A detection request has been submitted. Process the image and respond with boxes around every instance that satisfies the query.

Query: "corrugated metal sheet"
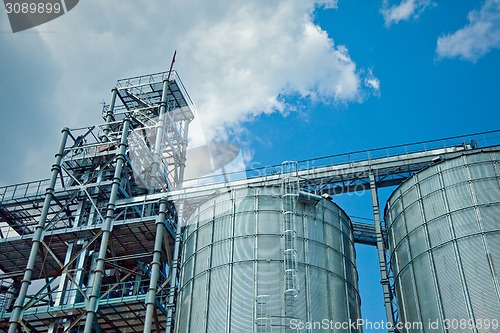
[386,152,500,333]
[175,187,362,333]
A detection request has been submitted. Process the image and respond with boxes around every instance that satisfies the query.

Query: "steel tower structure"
[0,70,194,332]
[0,68,499,332]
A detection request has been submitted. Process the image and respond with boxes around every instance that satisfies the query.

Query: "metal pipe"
[175,121,190,189]
[166,201,184,330]
[369,172,395,332]
[83,117,130,333]
[102,88,117,141]
[143,198,168,333]
[149,79,169,191]
[8,128,70,333]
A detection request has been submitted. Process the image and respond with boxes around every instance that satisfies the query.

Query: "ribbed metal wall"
[175,187,362,333]
[385,152,500,333]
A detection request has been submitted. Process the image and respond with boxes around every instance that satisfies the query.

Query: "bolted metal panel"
[175,186,362,333]
[385,152,500,333]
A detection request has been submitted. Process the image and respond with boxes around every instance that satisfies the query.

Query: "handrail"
[1,129,499,200]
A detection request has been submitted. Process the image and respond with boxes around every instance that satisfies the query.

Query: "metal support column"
[369,172,395,332]
[144,197,168,333]
[143,78,171,332]
[83,117,131,333]
[8,128,70,333]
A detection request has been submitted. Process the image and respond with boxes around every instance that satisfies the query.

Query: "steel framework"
[0,70,194,332]
[0,69,499,332]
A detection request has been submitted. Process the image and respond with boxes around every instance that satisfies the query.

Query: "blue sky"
[1,0,499,331]
[245,1,499,167]
[242,2,500,329]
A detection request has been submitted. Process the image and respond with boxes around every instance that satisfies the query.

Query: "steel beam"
[83,117,130,333]
[116,145,500,208]
[8,128,70,333]
[143,197,168,333]
[369,172,395,332]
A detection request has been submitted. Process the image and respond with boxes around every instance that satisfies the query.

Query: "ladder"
[256,295,271,333]
[281,161,300,331]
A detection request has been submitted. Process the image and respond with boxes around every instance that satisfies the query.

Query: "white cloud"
[36,1,376,139]
[364,69,381,93]
[317,0,339,9]
[381,0,434,26]
[436,0,500,62]
[1,0,379,184]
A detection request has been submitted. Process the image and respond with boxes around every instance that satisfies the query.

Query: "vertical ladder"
[281,161,300,331]
[256,295,271,333]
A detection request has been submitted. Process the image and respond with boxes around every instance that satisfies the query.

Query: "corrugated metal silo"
[175,186,362,333]
[385,152,500,332]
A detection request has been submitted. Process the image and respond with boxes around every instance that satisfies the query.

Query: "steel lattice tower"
[0,70,194,332]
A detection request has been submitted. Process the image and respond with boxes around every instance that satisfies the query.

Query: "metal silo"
[175,186,362,333]
[385,152,500,333]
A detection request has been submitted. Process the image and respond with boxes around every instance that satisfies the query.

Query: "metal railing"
[184,129,500,187]
[2,130,499,202]
[0,275,171,319]
[115,70,195,111]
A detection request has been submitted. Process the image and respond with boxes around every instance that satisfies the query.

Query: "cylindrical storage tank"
[385,151,500,333]
[175,186,362,333]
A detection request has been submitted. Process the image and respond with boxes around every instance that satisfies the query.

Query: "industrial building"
[0,70,499,332]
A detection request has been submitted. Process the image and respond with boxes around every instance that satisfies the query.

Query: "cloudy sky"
[1,0,499,329]
[1,0,499,185]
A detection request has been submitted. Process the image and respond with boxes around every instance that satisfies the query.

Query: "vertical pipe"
[203,202,216,333]
[8,128,70,333]
[166,201,184,330]
[83,117,130,333]
[143,198,168,333]
[102,88,118,142]
[226,194,235,331]
[149,80,169,191]
[369,172,395,332]
[53,242,75,307]
[175,121,190,189]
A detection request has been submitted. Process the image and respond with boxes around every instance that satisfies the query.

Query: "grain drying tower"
[0,69,499,332]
